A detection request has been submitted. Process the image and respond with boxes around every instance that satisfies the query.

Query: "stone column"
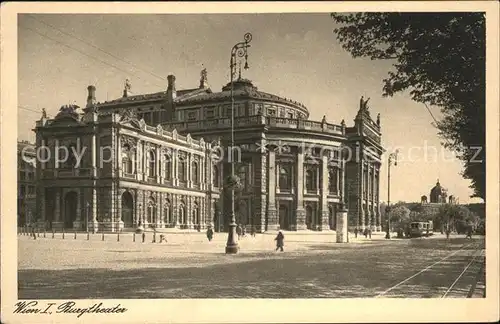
[364,163,370,230]
[340,159,346,205]
[267,149,278,231]
[117,135,122,178]
[186,196,192,228]
[336,204,348,243]
[375,166,382,231]
[210,198,215,227]
[89,187,98,232]
[320,154,330,230]
[187,153,192,188]
[173,149,179,186]
[53,189,62,229]
[136,140,142,181]
[172,194,178,228]
[370,164,376,231]
[156,146,160,183]
[358,161,365,231]
[275,162,280,193]
[72,189,82,229]
[295,149,306,230]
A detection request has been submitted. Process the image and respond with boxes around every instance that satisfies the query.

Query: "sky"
[17,13,484,204]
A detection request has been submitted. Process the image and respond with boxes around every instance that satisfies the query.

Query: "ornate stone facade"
[18,140,37,226]
[34,72,383,233]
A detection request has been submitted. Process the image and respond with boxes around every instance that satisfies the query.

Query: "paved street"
[18,231,485,298]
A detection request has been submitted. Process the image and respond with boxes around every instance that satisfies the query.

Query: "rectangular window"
[206,109,215,119]
[239,105,246,117]
[287,112,294,119]
[268,109,276,117]
[19,171,26,181]
[187,111,197,121]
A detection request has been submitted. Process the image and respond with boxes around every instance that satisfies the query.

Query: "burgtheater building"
[34,70,384,233]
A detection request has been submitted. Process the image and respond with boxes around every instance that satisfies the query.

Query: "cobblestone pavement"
[17,231,485,298]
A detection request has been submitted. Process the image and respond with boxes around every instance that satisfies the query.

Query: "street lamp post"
[225,33,252,254]
[385,150,399,239]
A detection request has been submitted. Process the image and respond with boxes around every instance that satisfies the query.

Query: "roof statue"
[125,78,132,91]
[376,113,380,126]
[123,78,132,97]
[360,96,370,110]
[199,67,208,89]
[41,108,47,119]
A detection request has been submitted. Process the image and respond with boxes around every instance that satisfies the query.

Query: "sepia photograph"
[1,2,499,324]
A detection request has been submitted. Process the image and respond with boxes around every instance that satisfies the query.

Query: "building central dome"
[221,78,256,91]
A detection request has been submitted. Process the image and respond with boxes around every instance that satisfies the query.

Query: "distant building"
[18,140,37,225]
[419,179,457,216]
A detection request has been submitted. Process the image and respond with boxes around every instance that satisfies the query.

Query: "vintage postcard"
[1,1,499,323]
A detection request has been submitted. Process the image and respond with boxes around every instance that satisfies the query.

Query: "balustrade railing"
[164,115,343,135]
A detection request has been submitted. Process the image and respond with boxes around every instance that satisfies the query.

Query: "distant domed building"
[420,179,458,211]
[429,179,448,203]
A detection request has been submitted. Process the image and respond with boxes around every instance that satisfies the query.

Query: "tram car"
[408,221,434,238]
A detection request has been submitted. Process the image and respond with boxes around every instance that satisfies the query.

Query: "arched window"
[63,144,77,169]
[237,165,248,191]
[179,155,187,182]
[179,203,186,224]
[192,161,199,184]
[328,167,338,194]
[279,165,291,190]
[148,150,156,177]
[164,199,172,224]
[213,164,219,187]
[147,197,156,225]
[192,202,200,225]
[306,168,317,192]
[164,154,172,180]
[122,144,134,174]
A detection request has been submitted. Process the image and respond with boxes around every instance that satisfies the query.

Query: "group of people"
[353,227,372,239]
[205,225,286,252]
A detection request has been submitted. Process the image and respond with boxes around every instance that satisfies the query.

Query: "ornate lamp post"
[385,150,399,239]
[225,33,252,254]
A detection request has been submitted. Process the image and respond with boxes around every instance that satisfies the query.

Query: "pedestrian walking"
[466,227,473,239]
[206,226,214,242]
[363,228,368,238]
[236,224,242,240]
[159,234,167,243]
[250,225,256,237]
[274,230,284,252]
[241,226,246,238]
[368,228,372,239]
[354,227,358,238]
[445,228,451,240]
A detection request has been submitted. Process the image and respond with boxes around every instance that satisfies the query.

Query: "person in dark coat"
[250,225,256,237]
[363,228,368,238]
[466,227,473,239]
[206,227,214,242]
[275,230,284,252]
[236,224,242,240]
[354,227,358,238]
[368,228,372,239]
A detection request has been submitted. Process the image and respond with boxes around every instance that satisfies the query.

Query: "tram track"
[375,240,484,298]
